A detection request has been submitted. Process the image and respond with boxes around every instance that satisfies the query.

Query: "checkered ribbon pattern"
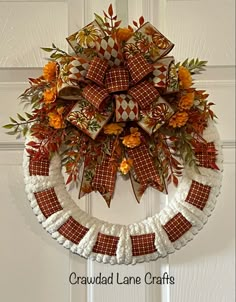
[58,216,89,244]
[163,213,192,242]
[92,156,116,206]
[115,94,139,122]
[131,233,157,256]
[92,233,119,256]
[96,36,123,67]
[195,142,219,170]
[185,180,211,210]
[128,144,165,193]
[34,188,63,218]
[127,53,154,84]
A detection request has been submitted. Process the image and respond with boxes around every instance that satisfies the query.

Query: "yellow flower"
[178,92,195,110]
[104,123,123,135]
[116,27,133,43]
[122,128,141,148]
[169,111,189,128]
[43,61,57,82]
[178,66,192,89]
[119,158,133,175]
[43,87,57,104]
[76,25,101,48]
[48,107,65,129]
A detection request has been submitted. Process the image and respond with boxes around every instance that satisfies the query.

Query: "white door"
[0,1,235,301]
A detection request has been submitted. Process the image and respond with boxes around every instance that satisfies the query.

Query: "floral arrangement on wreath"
[4,4,218,208]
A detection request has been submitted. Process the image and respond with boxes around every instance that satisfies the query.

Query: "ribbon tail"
[129,170,146,203]
[128,144,167,197]
[91,156,117,207]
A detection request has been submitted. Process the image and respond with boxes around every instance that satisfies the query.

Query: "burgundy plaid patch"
[92,158,116,194]
[86,57,108,86]
[163,213,192,242]
[58,217,89,244]
[185,180,211,210]
[128,144,164,192]
[129,81,159,109]
[34,188,62,218]
[195,142,219,170]
[127,53,154,84]
[82,84,110,110]
[29,157,49,176]
[105,67,129,93]
[131,233,157,256]
[92,233,119,256]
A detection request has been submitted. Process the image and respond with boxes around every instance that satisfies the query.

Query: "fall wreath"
[5,5,223,264]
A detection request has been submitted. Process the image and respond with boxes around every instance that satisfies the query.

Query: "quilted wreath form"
[23,121,223,265]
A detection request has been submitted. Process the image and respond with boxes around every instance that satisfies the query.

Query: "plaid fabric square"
[195,142,218,169]
[128,144,164,191]
[92,158,116,194]
[96,36,123,67]
[129,81,159,109]
[115,94,139,122]
[86,57,108,86]
[131,233,157,256]
[185,181,211,210]
[127,53,154,84]
[105,67,129,93]
[34,188,62,218]
[92,233,119,256]
[82,84,110,110]
[163,213,192,242]
[29,157,49,176]
[58,217,89,244]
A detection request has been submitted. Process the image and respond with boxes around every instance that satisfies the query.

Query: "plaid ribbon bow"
[57,20,178,205]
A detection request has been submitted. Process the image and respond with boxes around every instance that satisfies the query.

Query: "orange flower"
[178,66,192,89]
[104,123,123,135]
[169,111,189,128]
[119,158,133,175]
[116,27,133,43]
[48,107,65,129]
[43,87,57,104]
[179,92,195,110]
[43,61,57,82]
[122,127,141,148]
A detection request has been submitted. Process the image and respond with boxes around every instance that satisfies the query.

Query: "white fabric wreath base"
[23,121,223,265]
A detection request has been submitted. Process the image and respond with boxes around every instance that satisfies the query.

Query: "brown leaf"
[108,4,113,17]
[139,16,145,26]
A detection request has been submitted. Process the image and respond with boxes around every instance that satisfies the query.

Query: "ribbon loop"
[86,57,109,86]
[57,56,89,100]
[82,84,110,111]
[127,53,154,84]
[105,67,129,93]
[96,36,123,67]
[115,94,139,122]
[129,81,159,109]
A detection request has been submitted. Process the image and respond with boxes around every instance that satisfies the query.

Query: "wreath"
[4,5,223,264]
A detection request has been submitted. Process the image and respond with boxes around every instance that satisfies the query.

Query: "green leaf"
[17,113,26,121]
[41,47,54,52]
[3,124,14,129]
[10,117,17,123]
[94,13,105,27]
